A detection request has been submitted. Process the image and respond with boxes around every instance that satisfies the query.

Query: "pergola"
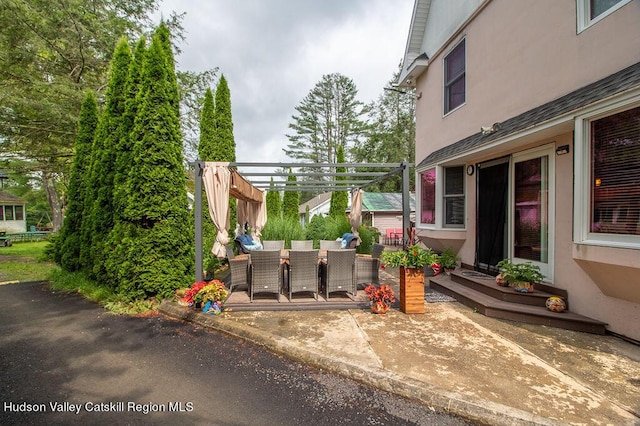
[193,160,413,281]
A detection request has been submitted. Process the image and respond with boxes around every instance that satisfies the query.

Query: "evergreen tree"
[56,92,98,271]
[80,37,131,274]
[154,22,180,117]
[213,75,236,162]
[329,145,348,218]
[266,178,281,220]
[282,170,300,221]
[284,73,369,179]
[197,87,219,273]
[116,30,193,300]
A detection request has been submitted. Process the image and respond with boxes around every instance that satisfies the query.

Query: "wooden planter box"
[399,267,425,314]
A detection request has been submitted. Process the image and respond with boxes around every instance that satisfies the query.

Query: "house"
[0,172,27,233]
[398,0,640,341]
[300,192,416,239]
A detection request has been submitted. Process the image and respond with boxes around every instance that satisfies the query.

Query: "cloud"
[156,0,413,168]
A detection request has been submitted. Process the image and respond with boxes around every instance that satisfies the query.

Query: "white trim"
[576,0,633,33]
[510,144,555,282]
[574,95,640,249]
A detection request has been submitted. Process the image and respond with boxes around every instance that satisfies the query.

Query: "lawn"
[0,241,57,283]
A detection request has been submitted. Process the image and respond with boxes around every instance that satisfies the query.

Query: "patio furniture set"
[224,241,385,303]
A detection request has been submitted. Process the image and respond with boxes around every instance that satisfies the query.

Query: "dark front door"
[476,157,509,274]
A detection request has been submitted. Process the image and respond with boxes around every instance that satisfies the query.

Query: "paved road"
[0,281,474,425]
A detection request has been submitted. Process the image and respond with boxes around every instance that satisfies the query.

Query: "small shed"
[0,190,27,233]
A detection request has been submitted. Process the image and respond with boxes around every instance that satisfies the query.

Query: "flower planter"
[399,267,425,314]
[370,303,390,314]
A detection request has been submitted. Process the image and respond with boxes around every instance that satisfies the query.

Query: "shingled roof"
[417,61,640,168]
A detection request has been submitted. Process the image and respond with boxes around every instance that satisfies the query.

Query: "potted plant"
[193,280,229,314]
[496,259,545,293]
[364,284,396,314]
[439,247,460,275]
[381,244,438,314]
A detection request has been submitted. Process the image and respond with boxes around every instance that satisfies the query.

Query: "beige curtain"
[248,191,267,242]
[236,199,249,232]
[203,164,231,258]
[349,189,363,244]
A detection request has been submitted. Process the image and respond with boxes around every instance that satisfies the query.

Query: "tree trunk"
[43,172,64,232]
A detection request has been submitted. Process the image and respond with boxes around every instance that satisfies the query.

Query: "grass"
[0,241,158,315]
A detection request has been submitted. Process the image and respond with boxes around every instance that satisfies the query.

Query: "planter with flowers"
[496,259,545,293]
[178,280,229,314]
[381,244,439,314]
[364,284,396,314]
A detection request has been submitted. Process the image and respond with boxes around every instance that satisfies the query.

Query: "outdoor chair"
[321,249,356,299]
[290,240,313,250]
[225,244,249,292]
[356,243,384,288]
[319,239,342,250]
[249,250,283,302]
[286,250,320,300]
[262,240,285,251]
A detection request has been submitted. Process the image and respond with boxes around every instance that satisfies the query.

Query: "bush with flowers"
[178,280,228,314]
[381,244,440,272]
[364,284,396,311]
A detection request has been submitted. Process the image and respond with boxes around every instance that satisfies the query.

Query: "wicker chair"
[262,240,285,250]
[290,240,313,250]
[249,250,283,302]
[287,250,320,300]
[225,244,249,292]
[321,249,356,299]
[356,243,385,288]
[319,239,342,250]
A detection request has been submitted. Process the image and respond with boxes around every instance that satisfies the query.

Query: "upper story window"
[444,39,465,115]
[577,0,632,32]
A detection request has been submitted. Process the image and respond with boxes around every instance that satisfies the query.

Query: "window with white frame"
[575,103,640,246]
[420,169,436,225]
[443,166,465,227]
[444,39,465,114]
[577,0,632,32]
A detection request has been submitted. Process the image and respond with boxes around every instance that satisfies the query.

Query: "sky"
[155,0,414,171]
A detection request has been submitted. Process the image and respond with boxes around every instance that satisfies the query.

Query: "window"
[577,0,631,32]
[444,39,465,114]
[590,106,640,237]
[0,206,3,220]
[420,169,436,225]
[443,166,464,227]
[15,205,24,221]
[4,205,14,221]
[575,102,640,247]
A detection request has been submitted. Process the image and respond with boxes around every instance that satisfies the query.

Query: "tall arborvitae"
[80,37,131,274]
[198,88,218,272]
[329,145,349,218]
[117,30,193,300]
[56,92,98,271]
[104,37,146,289]
[266,178,281,219]
[213,75,236,162]
[282,170,300,220]
[154,22,180,117]
[213,74,237,227]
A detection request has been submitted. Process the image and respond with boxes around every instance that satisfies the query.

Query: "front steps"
[429,269,607,335]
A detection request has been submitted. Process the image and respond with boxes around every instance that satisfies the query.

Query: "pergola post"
[401,160,410,249]
[194,160,203,282]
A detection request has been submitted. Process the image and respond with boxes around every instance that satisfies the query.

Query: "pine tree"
[80,37,131,275]
[56,92,98,271]
[116,30,193,300]
[282,170,300,220]
[266,178,281,220]
[329,145,349,218]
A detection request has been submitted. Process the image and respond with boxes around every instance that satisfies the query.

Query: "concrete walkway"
[160,268,640,426]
